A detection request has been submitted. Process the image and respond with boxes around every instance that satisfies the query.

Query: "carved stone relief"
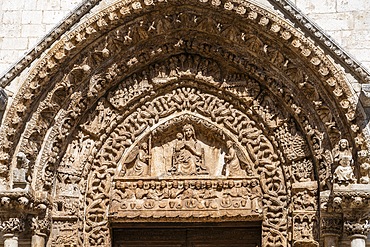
[1,1,369,247]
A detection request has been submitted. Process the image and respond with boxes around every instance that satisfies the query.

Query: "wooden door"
[113,225,261,247]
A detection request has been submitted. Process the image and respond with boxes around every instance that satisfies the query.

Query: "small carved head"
[242,179,249,187]
[183,124,195,139]
[339,139,349,150]
[228,180,234,188]
[176,132,183,140]
[141,142,148,150]
[16,152,29,169]
[137,180,143,188]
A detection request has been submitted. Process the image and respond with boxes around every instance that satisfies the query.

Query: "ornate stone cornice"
[0,189,49,213]
[268,0,370,84]
[0,0,103,88]
[331,184,370,210]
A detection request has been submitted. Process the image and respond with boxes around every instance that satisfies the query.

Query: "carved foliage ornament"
[67,85,289,246]
[0,0,364,185]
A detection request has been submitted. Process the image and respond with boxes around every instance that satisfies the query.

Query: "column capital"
[0,217,25,235]
[321,216,342,236]
[344,220,370,237]
[31,216,50,237]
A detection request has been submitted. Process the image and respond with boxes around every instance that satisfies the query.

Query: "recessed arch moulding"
[0,0,369,246]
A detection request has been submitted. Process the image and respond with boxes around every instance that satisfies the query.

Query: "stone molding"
[0,0,103,88]
[268,0,370,84]
[0,0,369,246]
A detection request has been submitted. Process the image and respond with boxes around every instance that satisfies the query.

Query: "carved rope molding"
[267,0,370,84]
[0,0,368,91]
[1,0,364,166]
[0,0,103,88]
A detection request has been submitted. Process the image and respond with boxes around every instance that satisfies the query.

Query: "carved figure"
[171,124,208,175]
[250,179,263,213]
[332,139,356,184]
[13,152,30,185]
[124,142,150,176]
[223,140,252,176]
[360,162,370,184]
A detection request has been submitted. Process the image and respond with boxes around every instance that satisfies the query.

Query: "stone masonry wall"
[0,0,370,75]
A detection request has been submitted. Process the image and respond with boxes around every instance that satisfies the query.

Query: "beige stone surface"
[0,0,370,74]
[0,0,370,246]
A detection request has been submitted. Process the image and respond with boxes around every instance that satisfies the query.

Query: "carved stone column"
[31,216,50,247]
[0,217,25,247]
[344,221,370,247]
[321,216,342,247]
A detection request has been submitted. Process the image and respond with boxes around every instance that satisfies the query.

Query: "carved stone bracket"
[332,184,370,210]
[0,189,49,214]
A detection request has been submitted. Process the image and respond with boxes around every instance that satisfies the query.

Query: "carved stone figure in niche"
[223,141,252,176]
[169,124,208,175]
[124,142,150,176]
[360,162,370,184]
[332,139,356,184]
[13,152,30,188]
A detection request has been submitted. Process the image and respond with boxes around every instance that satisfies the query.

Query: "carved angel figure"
[332,139,356,184]
[124,142,150,176]
[223,141,252,176]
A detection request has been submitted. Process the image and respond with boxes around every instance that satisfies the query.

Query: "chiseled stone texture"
[293,0,370,70]
[0,0,369,75]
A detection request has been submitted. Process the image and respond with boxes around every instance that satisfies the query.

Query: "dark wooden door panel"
[113,225,261,247]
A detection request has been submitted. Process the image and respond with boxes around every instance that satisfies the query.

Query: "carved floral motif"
[0,0,367,246]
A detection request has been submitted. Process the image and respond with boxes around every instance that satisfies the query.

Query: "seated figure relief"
[119,121,255,178]
[168,124,208,176]
[332,139,356,184]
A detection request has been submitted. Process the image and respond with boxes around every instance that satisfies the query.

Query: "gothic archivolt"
[0,0,369,246]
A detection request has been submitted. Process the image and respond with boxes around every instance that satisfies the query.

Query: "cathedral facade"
[0,0,370,246]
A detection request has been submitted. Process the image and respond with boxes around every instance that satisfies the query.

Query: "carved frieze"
[110,178,263,219]
[2,0,369,246]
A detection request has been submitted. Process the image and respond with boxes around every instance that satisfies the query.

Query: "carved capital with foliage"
[0,217,25,234]
[344,220,370,237]
[31,216,50,237]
